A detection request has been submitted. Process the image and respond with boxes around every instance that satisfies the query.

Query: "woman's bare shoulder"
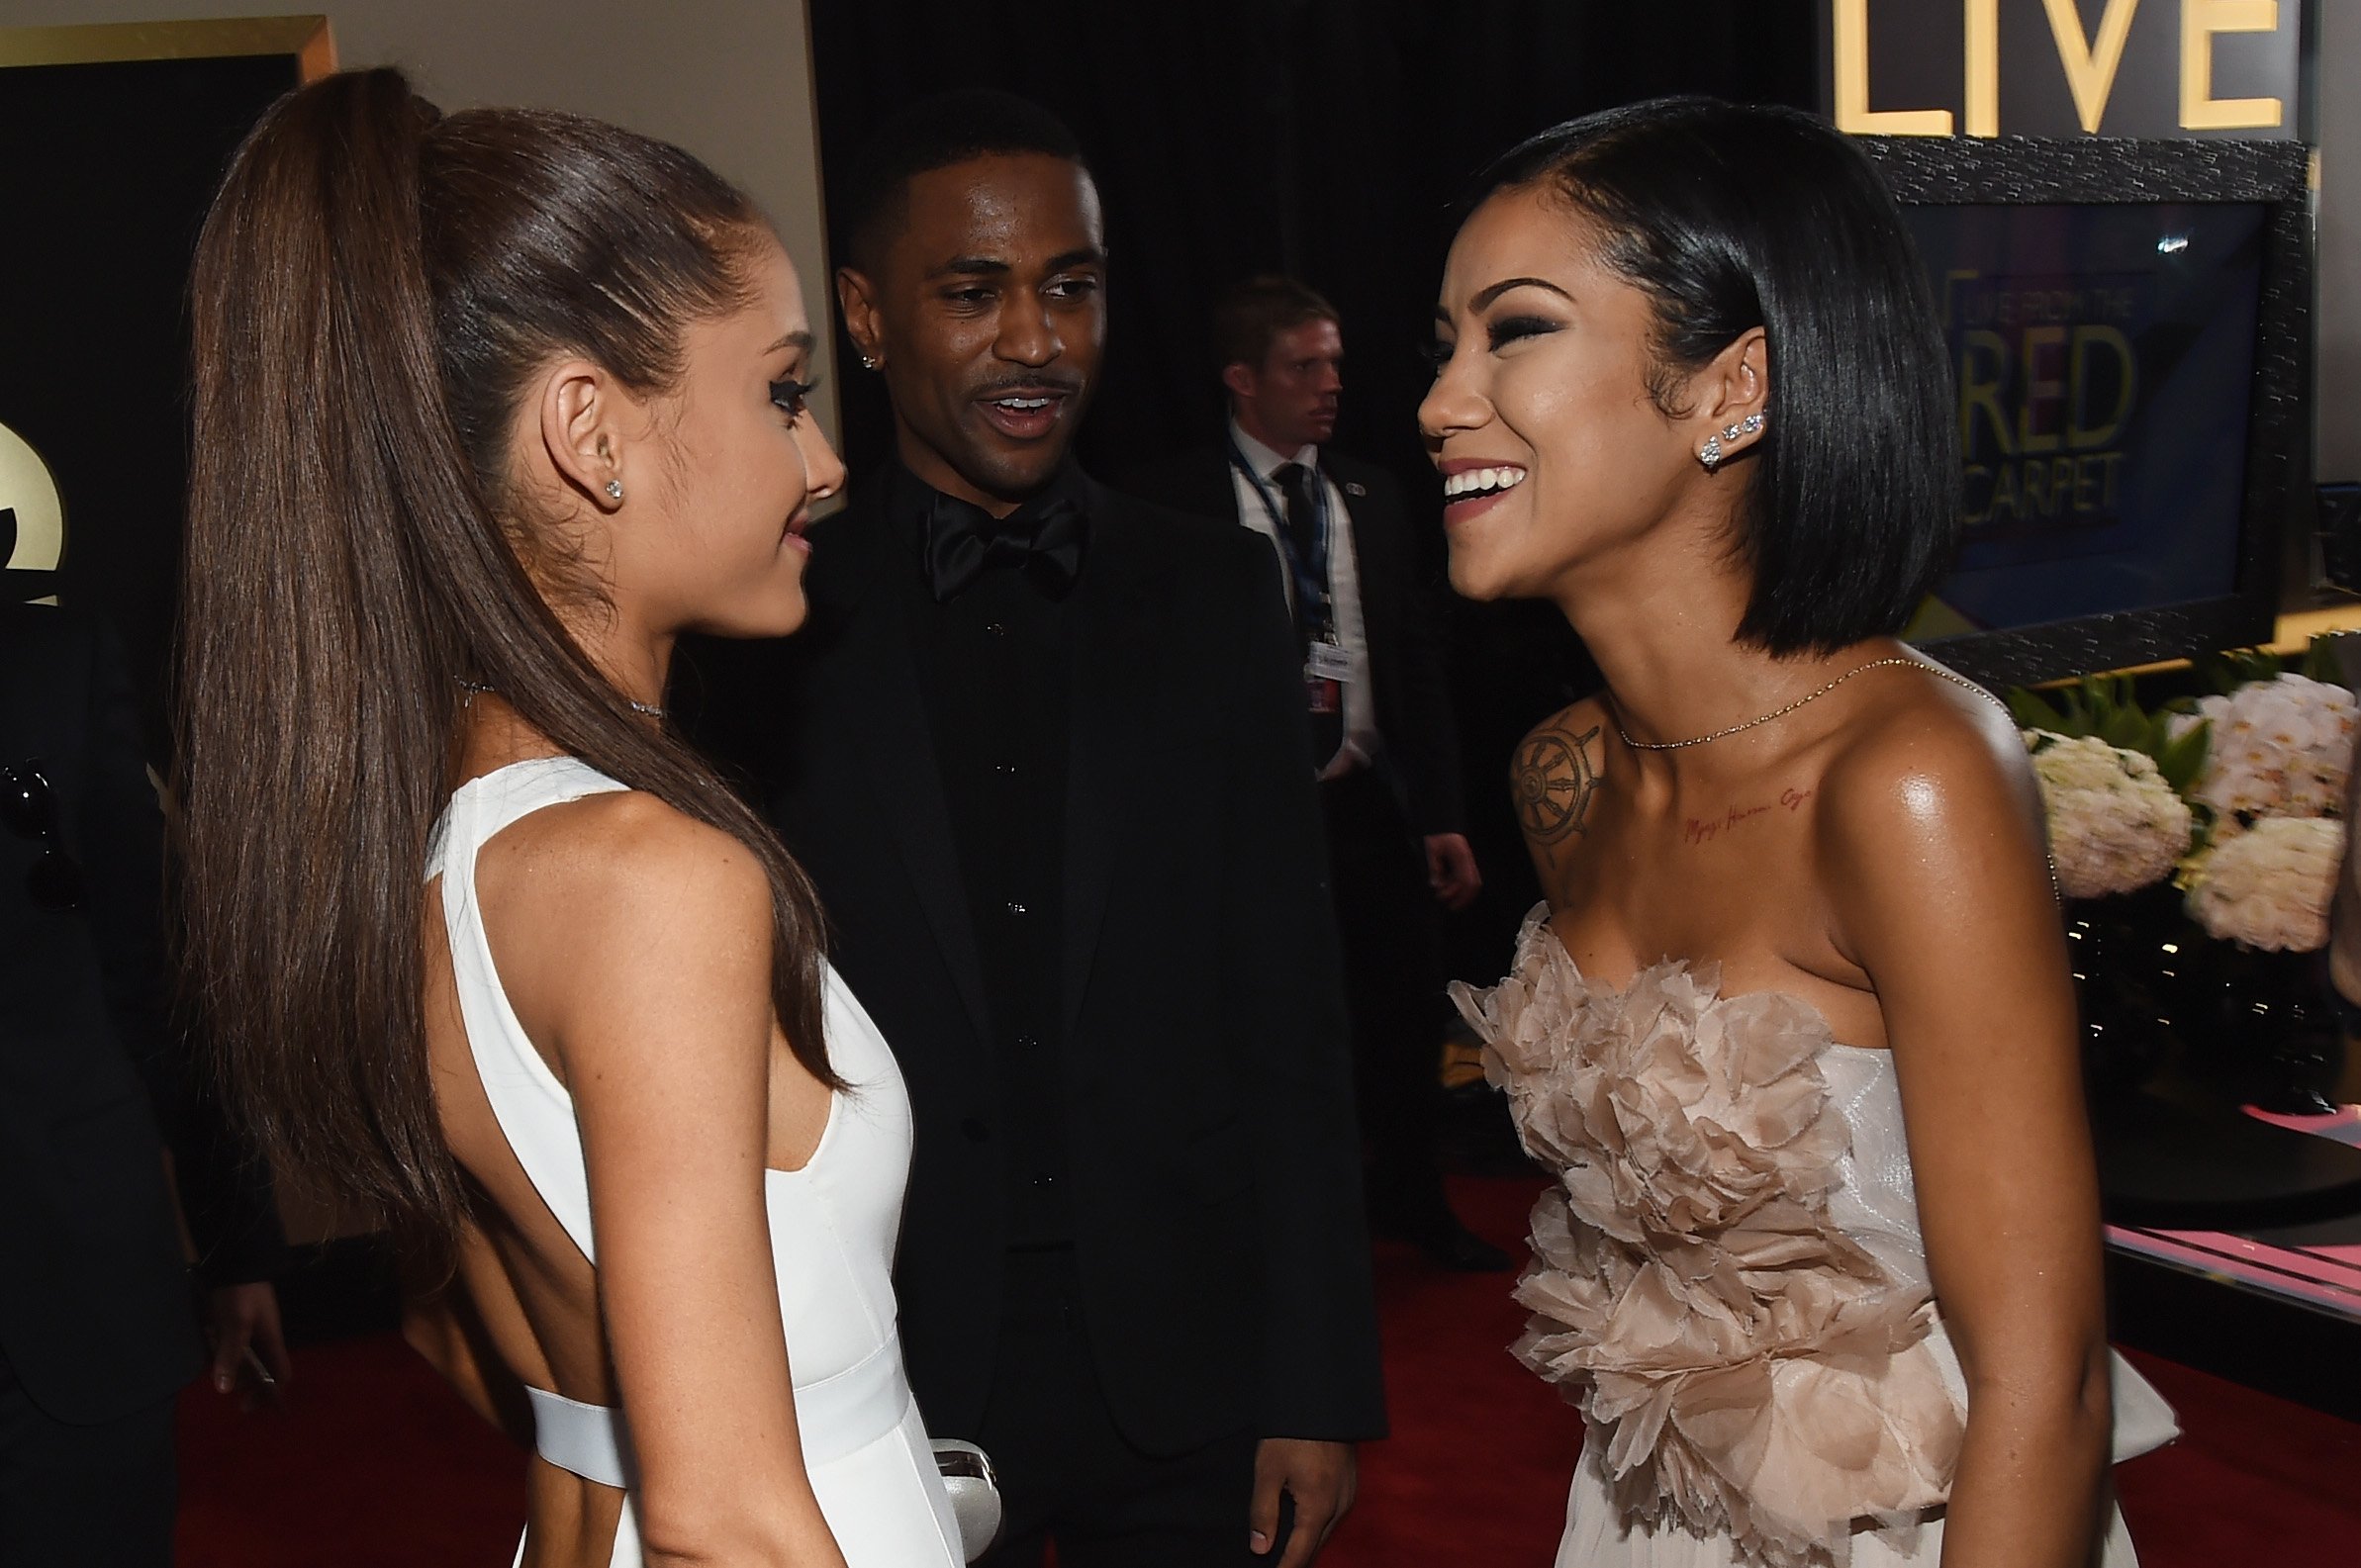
[477,789,773,978]
[1813,663,2044,892]
[1510,695,1613,860]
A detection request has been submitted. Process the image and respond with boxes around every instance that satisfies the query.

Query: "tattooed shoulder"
[1511,711,1604,847]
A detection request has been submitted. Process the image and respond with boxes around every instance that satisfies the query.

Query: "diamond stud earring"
[605,480,623,502]
[1699,434,1724,471]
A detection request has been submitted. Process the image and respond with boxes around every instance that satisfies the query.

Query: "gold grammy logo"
[1,418,65,604]
[1832,0,2291,137]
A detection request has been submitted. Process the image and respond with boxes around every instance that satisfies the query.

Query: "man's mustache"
[971,374,1086,399]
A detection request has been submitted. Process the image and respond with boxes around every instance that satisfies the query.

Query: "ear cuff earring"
[605,480,624,501]
[1698,412,1766,472]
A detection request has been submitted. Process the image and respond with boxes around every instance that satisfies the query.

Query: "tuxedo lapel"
[1061,485,1171,1037]
[822,511,993,1043]
[1204,449,1246,527]
[1328,461,1380,592]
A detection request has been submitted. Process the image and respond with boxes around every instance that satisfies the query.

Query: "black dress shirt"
[892,462,1080,1245]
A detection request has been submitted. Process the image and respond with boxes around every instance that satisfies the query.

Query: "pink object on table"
[2240,1103,2361,1146]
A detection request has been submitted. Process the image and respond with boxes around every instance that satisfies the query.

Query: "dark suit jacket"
[0,601,283,1424]
[682,473,1386,1453]
[1125,446,1466,836]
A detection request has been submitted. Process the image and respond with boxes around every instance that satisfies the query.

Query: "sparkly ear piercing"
[1698,412,1766,471]
[605,479,623,501]
[859,352,880,370]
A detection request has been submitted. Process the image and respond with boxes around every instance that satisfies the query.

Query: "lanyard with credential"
[1226,438,1334,638]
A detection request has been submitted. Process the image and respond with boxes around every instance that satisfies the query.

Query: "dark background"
[0,53,306,758]
[806,0,1820,971]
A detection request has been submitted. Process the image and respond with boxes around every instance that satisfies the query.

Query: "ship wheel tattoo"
[1513,723,1602,845]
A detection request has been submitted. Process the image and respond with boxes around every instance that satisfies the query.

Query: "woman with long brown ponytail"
[178,69,964,1567]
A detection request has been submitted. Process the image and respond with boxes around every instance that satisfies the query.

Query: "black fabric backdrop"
[807,0,1819,973]
[0,54,306,756]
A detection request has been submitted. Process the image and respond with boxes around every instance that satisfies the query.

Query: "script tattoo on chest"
[1513,722,1603,845]
[1683,786,1814,845]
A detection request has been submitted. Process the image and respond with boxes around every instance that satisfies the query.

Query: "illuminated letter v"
[2041,0,2142,134]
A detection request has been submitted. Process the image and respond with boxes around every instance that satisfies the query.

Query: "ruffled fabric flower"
[1449,909,1963,1568]
[2181,815,2345,952]
[2025,730,2194,898]
[2169,673,2358,820]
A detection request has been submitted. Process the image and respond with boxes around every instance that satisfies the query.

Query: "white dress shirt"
[1228,419,1379,778]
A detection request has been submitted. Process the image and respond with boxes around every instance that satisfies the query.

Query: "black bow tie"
[923,490,1087,602]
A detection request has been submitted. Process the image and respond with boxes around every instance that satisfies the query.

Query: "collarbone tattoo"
[1682,785,1816,846]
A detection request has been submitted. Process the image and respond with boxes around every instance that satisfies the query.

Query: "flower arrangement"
[2180,816,2344,953]
[2014,646,2355,1108]
[2011,646,2358,952]
[2170,672,2358,822]
[2168,669,2354,951]
[2023,732,2195,900]
[2010,675,2207,901]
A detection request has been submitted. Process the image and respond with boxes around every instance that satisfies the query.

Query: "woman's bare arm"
[513,795,844,1568]
[1821,704,2112,1568]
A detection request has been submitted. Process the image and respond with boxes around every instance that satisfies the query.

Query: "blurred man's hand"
[209,1281,291,1411]
[1424,833,1480,910]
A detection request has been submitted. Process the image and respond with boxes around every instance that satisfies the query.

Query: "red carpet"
[178,1176,2361,1566]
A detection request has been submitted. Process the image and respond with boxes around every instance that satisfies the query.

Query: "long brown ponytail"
[179,68,836,1254]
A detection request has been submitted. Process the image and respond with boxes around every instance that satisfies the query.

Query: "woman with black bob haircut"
[1433,98,2174,1566]
[178,69,964,1566]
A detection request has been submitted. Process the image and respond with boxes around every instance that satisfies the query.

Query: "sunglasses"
[2,760,84,911]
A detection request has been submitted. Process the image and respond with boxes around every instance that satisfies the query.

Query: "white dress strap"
[524,1386,635,1490]
[425,756,630,1262]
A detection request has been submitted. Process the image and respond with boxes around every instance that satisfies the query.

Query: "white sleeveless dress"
[1453,906,2177,1568]
[425,757,963,1568]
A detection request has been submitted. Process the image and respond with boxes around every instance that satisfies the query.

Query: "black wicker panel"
[1860,136,2312,206]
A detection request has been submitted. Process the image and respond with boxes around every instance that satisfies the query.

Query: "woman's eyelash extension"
[1420,339,1456,372]
[770,377,820,414]
[1486,316,1558,350]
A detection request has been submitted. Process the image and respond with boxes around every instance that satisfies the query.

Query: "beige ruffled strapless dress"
[1451,905,2175,1568]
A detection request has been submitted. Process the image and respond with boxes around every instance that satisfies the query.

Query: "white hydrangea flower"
[2182,815,2345,951]
[2170,674,2359,820]
[2025,731,2196,899]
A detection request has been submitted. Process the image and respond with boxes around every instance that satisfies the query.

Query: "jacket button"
[961,1117,992,1143]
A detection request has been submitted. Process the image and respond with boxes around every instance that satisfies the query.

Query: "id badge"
[1306,641,1353,683]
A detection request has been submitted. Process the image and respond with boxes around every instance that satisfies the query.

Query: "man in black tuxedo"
[1128,278,1509,1273]
[683,93,1380,1567]
[0,600,288,1564]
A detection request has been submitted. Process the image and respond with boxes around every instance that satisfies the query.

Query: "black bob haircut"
[837,89,1090,274]
[1462,98,1958,658]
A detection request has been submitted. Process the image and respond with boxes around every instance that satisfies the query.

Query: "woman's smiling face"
[1420,184,1705,605]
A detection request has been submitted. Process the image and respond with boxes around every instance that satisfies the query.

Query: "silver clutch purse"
[930,1438,1003,1562]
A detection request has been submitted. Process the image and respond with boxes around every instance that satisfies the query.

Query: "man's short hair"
[1212,276,1340,372]
[837,89,1087,273]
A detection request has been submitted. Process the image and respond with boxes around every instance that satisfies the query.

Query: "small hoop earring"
[605,479,624,502]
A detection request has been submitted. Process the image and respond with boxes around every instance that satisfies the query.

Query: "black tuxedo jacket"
[0,602,283,1424]
[684,474,1386,1452]
[1125,446,1466,836]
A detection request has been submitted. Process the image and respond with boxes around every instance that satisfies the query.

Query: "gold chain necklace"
[1611,656,2062,900]
[1610,656,1989,751]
